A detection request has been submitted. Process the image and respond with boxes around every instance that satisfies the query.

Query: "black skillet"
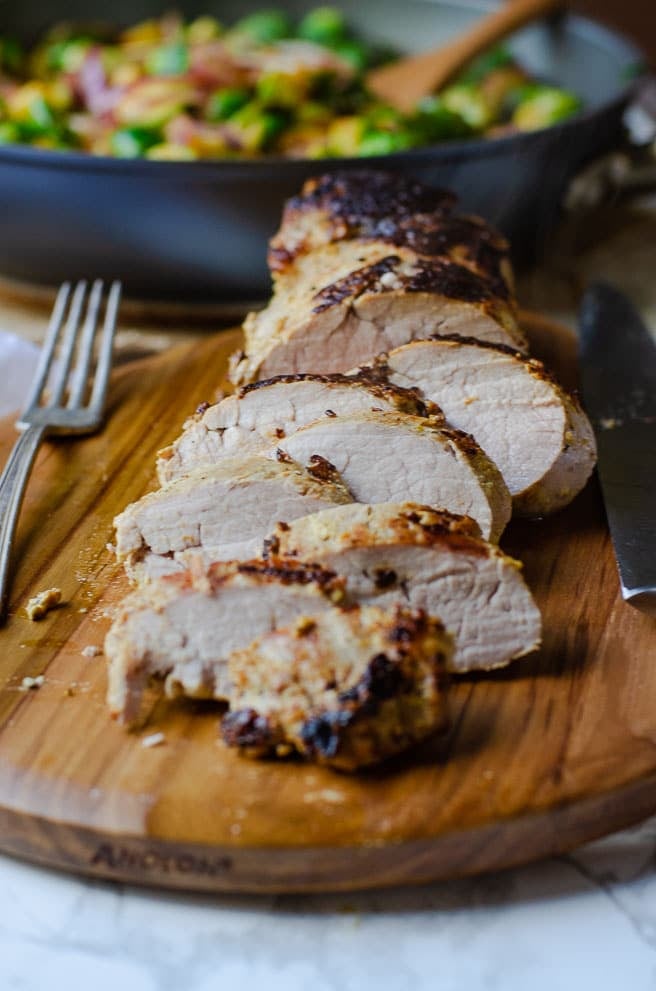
[0,0,645,300]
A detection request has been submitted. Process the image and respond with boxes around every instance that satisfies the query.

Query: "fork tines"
[19,280,122,431]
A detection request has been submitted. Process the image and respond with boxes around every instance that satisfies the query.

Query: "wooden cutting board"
[0,314,655,895]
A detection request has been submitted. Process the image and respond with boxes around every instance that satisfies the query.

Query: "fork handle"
[0,425,47,624]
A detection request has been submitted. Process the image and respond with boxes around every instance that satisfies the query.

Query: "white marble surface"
[1,814,656,991]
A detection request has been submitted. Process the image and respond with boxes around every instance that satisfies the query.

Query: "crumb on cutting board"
[25,588,62,621]
[81,645,102,658]
[141,732,166,749]
[19,675,45,691]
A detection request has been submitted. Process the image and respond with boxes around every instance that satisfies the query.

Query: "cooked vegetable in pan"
[0,8,582,159]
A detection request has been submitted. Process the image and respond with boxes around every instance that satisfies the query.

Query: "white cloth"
[0,330,39,418]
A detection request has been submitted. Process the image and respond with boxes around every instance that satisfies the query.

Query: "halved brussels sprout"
[232,11,292,44]
[298,8,347,46]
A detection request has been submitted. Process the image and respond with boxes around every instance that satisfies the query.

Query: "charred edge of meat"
[301,652,410,757]
[275,448,294,464]
[283,171,456,232]
[262,535,280,558]
[372,568,398,589]
[312,256,498,313]
[221,708,275,751]
[299,709,354,758]
[436,424,487,460]
[234,559,340,588]
[312,256,399,311]
[305,454,342,484]
[236,368,429,413]
[402,509,482,540]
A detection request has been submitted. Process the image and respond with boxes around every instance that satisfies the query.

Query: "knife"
[579,282,656,615]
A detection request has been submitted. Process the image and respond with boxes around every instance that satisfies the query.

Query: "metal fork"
[0,280,122,624]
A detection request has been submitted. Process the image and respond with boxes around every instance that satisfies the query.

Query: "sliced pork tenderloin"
[269,171,514,299]
[222,605,451,771]
[265,502,541,674]
[105,559,346,725]
[273,410,511,542]
[230,253,525,387]
[268,170,455,274]
[157,371,437,485]
[114,454,352,583]
[380,336,597,516]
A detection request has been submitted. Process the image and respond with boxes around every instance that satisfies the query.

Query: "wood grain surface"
[0,315,655,894]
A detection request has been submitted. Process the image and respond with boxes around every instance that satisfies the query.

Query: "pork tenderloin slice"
[222,604,451,771]
[114,454,352,583]
[268,170,456,274]
[156,371,436,485]
[381,336,597,516]
[266,502,541,673]
[270,171,513,297]
[230,254,525,387]
[273,410,511,543]
[105,559,346,724]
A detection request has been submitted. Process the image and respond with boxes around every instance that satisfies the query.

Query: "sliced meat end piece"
[273,410,511,543]
[269,170,456,275]
[114,454,353,582]
[267,502,542,674]
[383,336,597,516]
[223,604,451,771]
[156,371,436,485]
[230,254,524,386]
[105,559,346,725]
[270,171,512,298]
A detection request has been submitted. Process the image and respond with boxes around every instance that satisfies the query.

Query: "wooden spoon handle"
[367,0,567,112]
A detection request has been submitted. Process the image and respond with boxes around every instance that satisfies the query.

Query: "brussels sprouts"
[512,85,582,130]
[45,38,91,73]
[358,129,415,156]
[110,126,161,158]
[0,121,21,144]
[186,16,223,44]
[333,39,369,72]
[413,96,473,141]
[440,83,493,132]
[256,71,307,108]
[206,87,251,121]
[326,115,364,155]
[232,11,292,44]
[298,7,347,46]
[146,41,189,76]
[146,142,198,160]
[228,102,289,151]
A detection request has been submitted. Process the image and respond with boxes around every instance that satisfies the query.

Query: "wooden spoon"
[366,0,566,113]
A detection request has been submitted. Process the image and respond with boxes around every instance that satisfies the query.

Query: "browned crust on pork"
[222,604,451,770]
[311,256,502,315]
[268,172,511,297]
[236,368,436,418]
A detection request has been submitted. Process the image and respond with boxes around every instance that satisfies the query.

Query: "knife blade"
[579,282,656,614]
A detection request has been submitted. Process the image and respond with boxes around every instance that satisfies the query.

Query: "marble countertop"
[1,188,655,991]
[2,815,656,991]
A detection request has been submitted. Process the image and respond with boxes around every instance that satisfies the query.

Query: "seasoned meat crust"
[379,335,597,516]
[157,371,438,484]
[270,172,513,299]
[269,171,456,269]
[222,604,451,771]
[230,252,522,386]
[265,502,541,674]
[105,559,346,724]
[114,454,353,582]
